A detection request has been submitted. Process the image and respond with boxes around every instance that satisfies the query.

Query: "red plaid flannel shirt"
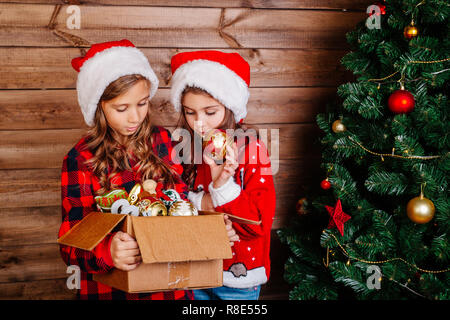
[58,126,193,300]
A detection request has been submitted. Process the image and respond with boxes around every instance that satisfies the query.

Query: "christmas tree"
[278,0,449,300]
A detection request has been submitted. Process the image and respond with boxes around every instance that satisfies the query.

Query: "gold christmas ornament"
[136,199,152,215]
[202,129,233,161]
[404,21,419,39]
[141,200,167,217]
[168,200,199,216]
[406,192,435,224]
[127,183,142,205]
[331,119,346,133]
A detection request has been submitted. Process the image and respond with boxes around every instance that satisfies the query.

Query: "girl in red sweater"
[170,51,276,300]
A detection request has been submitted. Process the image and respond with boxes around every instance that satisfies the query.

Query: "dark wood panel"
[0,4,365,48]
[0,168,61,208]
[0,0,371,10]
[0,47,351,89]
[0,243,67,283]
[0,124,321,169]
[0,87,334,129]
[0,278,75,299]
[0,206,62,247]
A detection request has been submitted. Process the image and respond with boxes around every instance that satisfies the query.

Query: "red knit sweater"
[188,138,276,288]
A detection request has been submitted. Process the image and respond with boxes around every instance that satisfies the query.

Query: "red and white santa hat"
[71,39,159,126]
[170,50,250,123]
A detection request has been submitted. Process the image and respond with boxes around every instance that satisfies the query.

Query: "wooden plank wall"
[0,1,369,300]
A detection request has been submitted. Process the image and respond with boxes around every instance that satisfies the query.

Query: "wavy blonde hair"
[84,74,178,195]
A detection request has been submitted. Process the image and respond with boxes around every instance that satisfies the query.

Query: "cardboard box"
[57,212,233,293]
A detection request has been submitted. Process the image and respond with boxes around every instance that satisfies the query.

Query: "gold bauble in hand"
[202,129,233,161]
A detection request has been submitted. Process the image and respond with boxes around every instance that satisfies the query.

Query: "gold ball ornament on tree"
[406,192,435,224]
[331,119,346,133]
[404,21,419,39]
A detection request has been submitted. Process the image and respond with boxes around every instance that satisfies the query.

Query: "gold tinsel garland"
[367,57,450,85]
[347,136,443,161]
[323,231,450,274]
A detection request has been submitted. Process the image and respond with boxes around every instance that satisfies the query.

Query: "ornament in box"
[110,199,139,216]
[161,189,182,209]
[127,183,142,205]
[137,179,171,216]
[169,200,199,216]
[95,189,129,212]
[102,180,197,217]
[138,198,168,217]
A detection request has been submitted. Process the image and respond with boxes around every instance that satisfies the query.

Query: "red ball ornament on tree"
[388,89,415,114]
[368,2,386,16]
[320,178,331,190]
[374,2,386,15]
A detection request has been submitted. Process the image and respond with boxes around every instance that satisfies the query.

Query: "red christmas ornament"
[374,2,386,15]
[368,2,386,16]
[320,178,332,190]
[325,199,351,236]
[388,89,415,114]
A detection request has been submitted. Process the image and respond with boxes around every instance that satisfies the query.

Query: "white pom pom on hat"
[71,39,159,126]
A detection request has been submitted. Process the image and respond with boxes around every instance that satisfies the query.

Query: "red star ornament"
[325,199,351,236]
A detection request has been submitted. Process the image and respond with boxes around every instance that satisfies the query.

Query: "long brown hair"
[176,86,253,189]
[84,74,178,195]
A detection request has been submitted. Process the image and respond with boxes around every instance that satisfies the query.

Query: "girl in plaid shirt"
[58,40,200,300]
